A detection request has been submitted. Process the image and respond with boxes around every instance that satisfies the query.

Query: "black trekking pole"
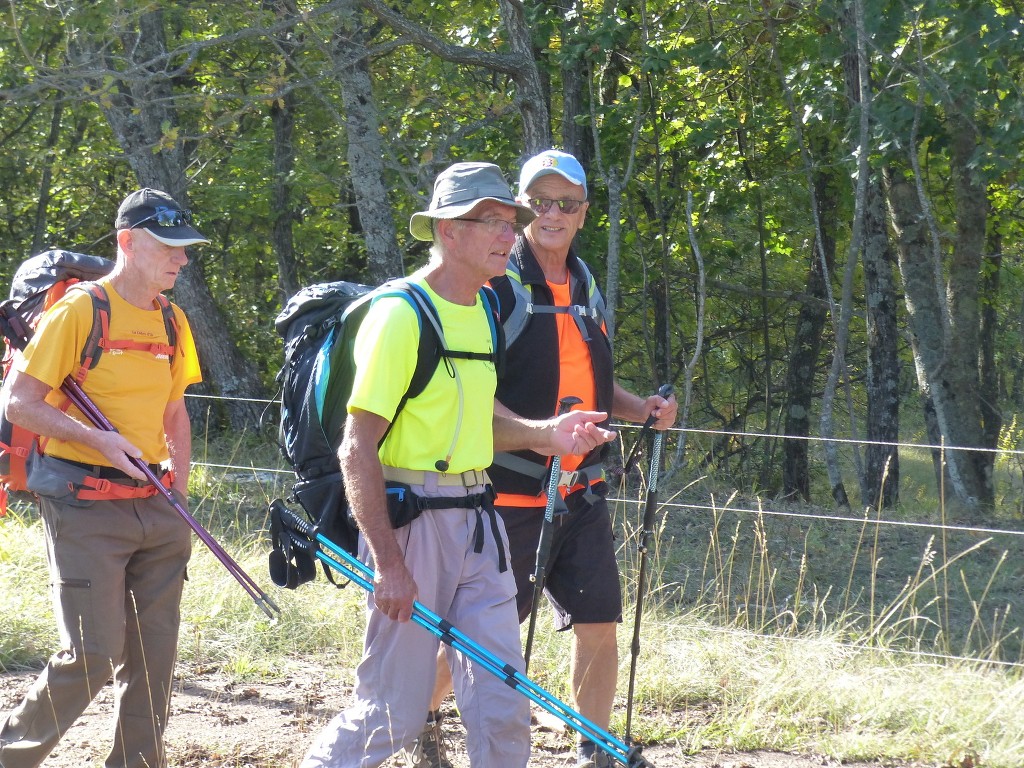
[622,384,674,475]
[270,500,657,768]
[524,394,582,671]
[0,303,281,620]
[624,384,673,744]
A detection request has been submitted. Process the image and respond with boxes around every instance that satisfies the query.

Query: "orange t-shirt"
[496,279,598,507]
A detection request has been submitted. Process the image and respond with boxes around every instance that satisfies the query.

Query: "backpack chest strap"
[526,302,597,341]
[98,337,176,358]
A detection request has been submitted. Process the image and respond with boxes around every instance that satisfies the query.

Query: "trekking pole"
[624,384,673,744]
[0,304,280,620]
[622,384,674,475]
[60,383,280,619]
[270,500,657,768]
[524,394,582,671]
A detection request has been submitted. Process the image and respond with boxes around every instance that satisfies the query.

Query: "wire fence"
[186,392,1024,671]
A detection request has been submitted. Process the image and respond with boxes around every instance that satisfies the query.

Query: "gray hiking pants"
[0,492,191,768]
[301,481,531,768]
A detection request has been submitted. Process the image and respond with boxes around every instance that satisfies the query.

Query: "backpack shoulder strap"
[371,280,502,413]
[154,294,179,366]
[477,284,505,379]
[502,259,533,350]
[73,283,111,384]
[503,257,607,348]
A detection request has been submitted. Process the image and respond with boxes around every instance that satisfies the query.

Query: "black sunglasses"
[132,206,193,228]
[527,197,586,215]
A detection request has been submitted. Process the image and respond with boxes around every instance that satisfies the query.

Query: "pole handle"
[623,384,674,474]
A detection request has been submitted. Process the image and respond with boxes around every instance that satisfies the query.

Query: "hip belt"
[34,455,173,502]
[380,465,506,572]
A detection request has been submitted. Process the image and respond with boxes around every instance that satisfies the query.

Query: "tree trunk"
[269,0,301,300]
[80,9,266,430]
[946,108,994,508]
[781,234,831,502]
[838,0,900,508]
[497,0,553,152]
[271,94,301,300]
[884,168,990,512]
[862,176,901,507]
[979,231,1002,458]
[559,0,593,166]
[333,9,403,283]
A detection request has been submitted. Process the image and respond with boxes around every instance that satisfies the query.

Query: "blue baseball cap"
[518,149,588,198]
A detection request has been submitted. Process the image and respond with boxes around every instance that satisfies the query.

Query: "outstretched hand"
[546,410,616,457]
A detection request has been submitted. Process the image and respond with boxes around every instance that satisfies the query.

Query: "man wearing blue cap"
[414,151,677,768]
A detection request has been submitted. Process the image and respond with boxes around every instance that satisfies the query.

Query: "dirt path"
[0,663,914,767]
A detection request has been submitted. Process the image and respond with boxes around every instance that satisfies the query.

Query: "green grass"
[4,444,1024,767]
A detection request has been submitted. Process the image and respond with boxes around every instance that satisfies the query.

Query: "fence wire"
[187,392,1024,670]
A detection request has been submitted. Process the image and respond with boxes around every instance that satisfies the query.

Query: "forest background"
[3,1,1024,765]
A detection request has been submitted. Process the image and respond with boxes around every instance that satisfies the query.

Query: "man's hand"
[372,560,419,623]
[6,369,148,479]
[643,392,678,431]
[493,403,616,455]
[547,410,616,456]
[93,430,148,481]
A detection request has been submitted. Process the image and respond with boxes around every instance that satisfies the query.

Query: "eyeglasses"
[132,206,194,228]
[453,218,525,236]
[527,197,586,215]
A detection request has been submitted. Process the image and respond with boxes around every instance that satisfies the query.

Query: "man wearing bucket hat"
[300,162,616,768]
[416,150,678,768]
[0,188,205,768]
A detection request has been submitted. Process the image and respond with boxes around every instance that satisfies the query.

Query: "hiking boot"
[576,739,614,768]
[401,713,453,768]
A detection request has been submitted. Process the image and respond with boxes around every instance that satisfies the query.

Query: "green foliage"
[1,0,1024,501]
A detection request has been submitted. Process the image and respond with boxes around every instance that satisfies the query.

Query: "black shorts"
[497,487,622,630]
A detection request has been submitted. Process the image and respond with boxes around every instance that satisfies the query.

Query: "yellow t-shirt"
[347,280,497,473]
[17,279,202,465]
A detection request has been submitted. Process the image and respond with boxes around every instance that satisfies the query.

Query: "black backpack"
[268,278,503,589]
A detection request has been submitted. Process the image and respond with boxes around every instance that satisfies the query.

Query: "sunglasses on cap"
[526,197,586,215]
[132,206,194,228]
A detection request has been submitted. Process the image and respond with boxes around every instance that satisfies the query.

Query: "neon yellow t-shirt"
[347,279,497,473]
[17,278,202,465]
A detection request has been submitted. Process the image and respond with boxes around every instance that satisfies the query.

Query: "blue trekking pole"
[524,394,582,671]
[269,499,656,768]
[624,385,673,744]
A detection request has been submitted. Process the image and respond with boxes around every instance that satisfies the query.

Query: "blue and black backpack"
[268,278,503,588]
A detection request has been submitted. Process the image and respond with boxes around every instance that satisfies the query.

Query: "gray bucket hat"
[409,162,536,242]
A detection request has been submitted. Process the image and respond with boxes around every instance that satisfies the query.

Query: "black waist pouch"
[384,480,496,529]
[385,481,422,529]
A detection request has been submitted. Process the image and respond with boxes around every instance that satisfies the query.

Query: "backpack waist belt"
[382,466,490,488]
[382,470,504,571]
[491,451,604,487]
[57,457,173,501]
